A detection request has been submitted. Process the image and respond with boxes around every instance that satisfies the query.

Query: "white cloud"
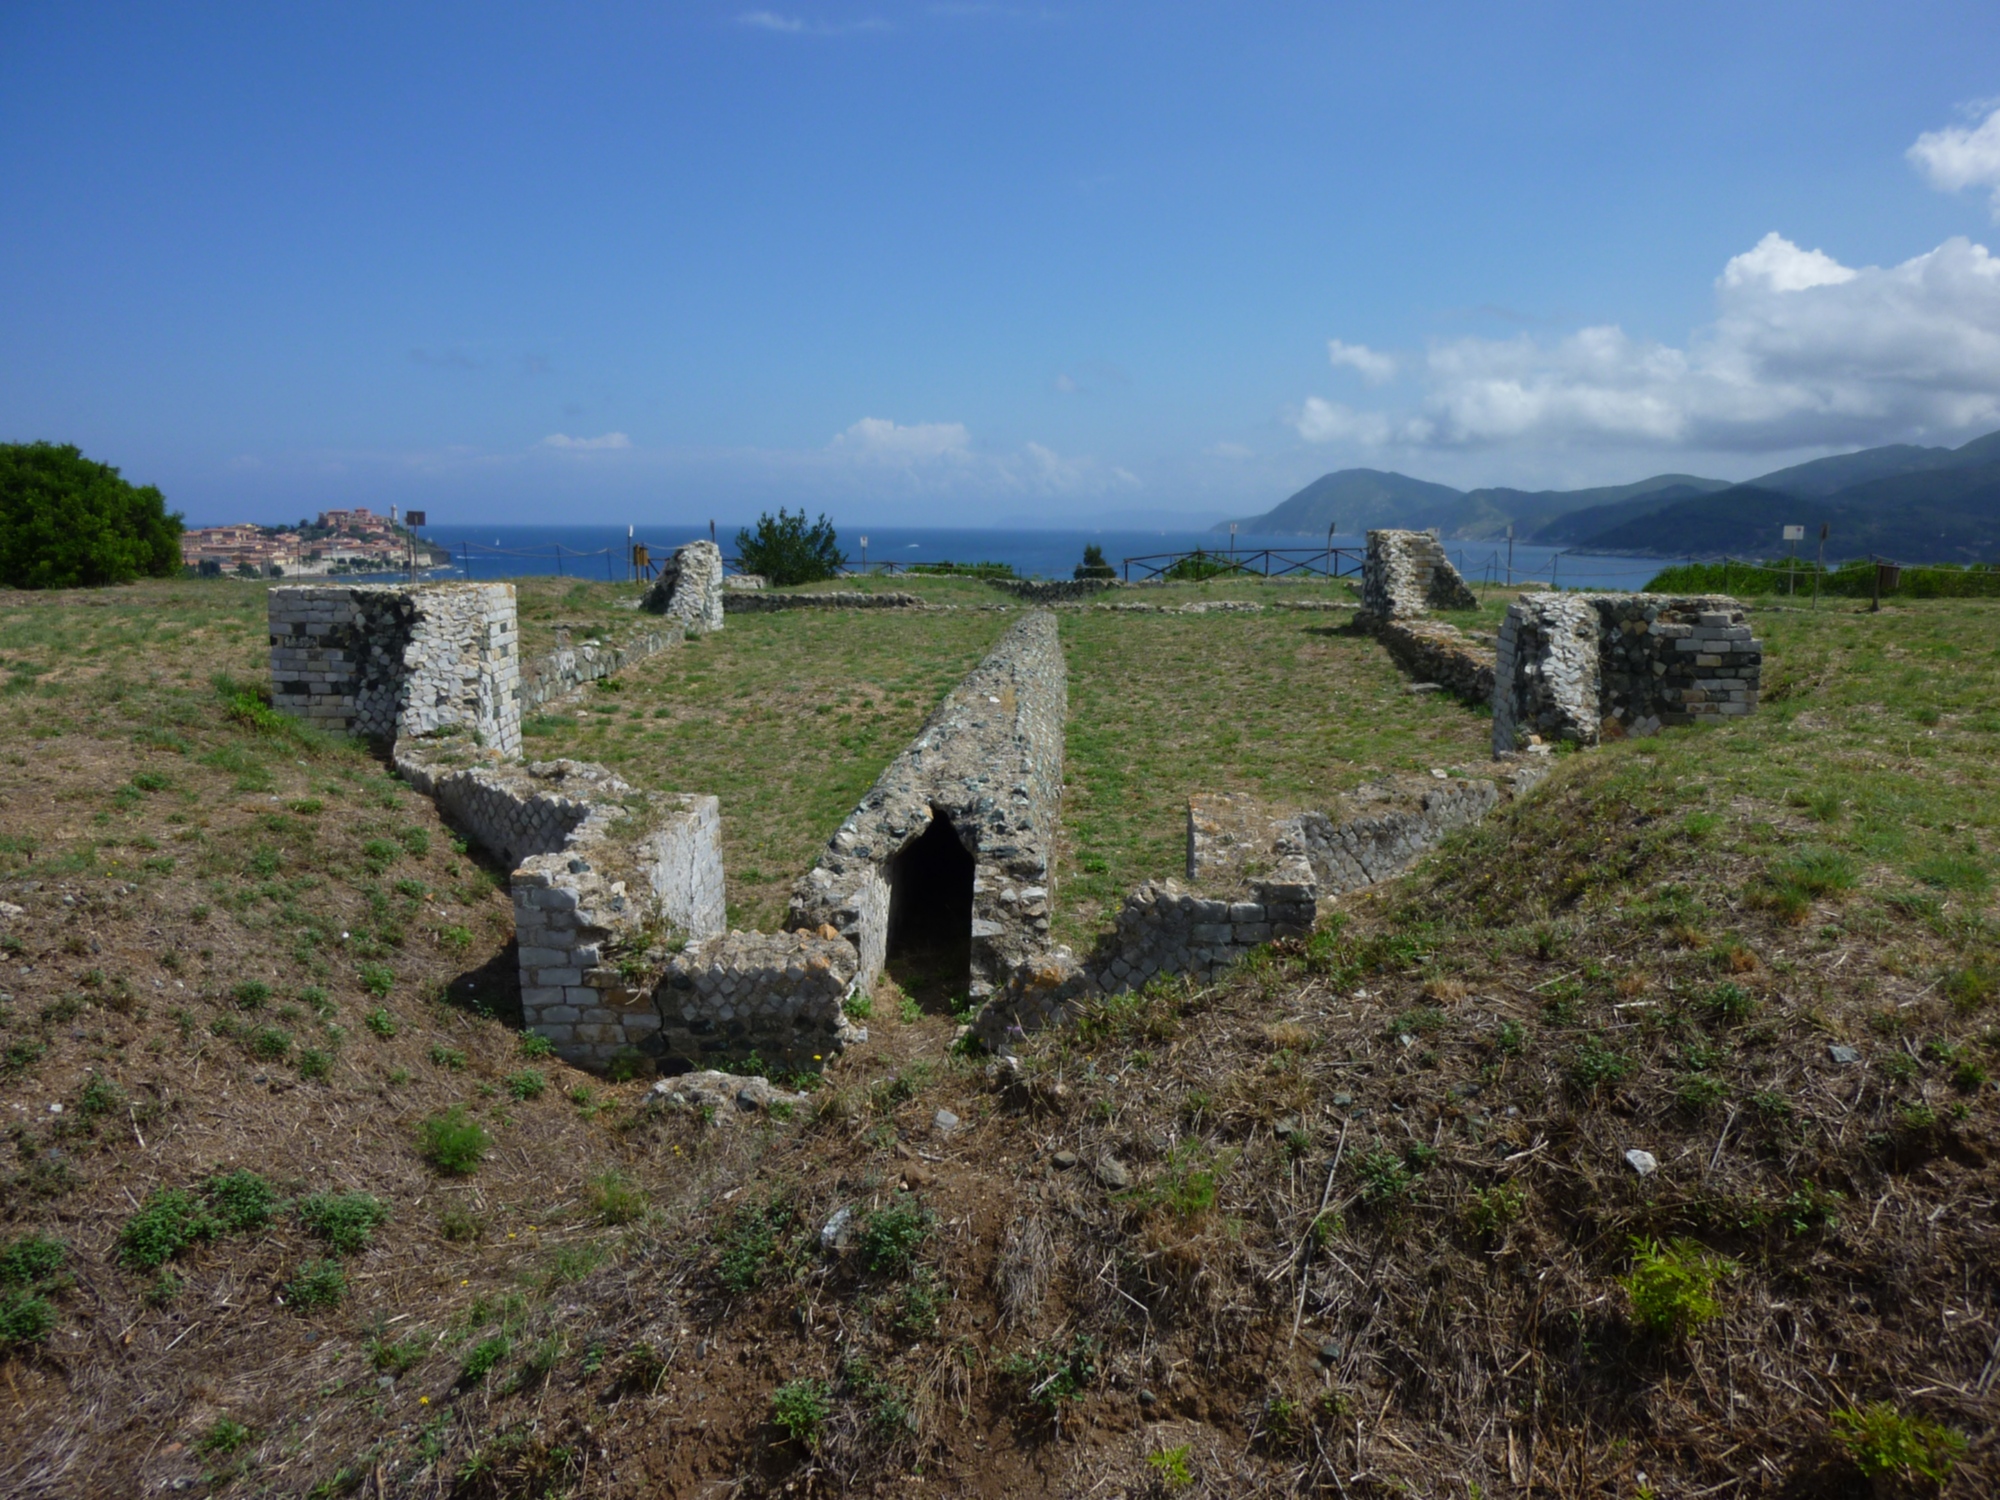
[1718,231,1856,292]
[1294,233,2000,455]
[1910,102,2000,217]
[829,416,971,459]
[1327,339,1397,384]
[736,10,891,34]
[1053,373,1078,394]
[539,431,632,451]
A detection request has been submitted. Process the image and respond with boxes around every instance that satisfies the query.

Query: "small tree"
[0,442,183,589]
[1075,543,1115,580]
[735,509,845,587]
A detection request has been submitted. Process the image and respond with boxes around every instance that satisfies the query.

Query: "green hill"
[1226,469,1728,540]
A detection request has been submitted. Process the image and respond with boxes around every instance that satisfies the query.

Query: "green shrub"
[1700,981,1757,1025]
[0,1290,57,1349]
[248,1026,292,1061]
[365,1008,397,1037]
[232,980,271,1010]
[196,1416,253,1457]
[0,1233,66,1288]
[1564,1037,1635,1094]
[459,1334,510,1384]
[858,1196,931,1275]
[1462,1182,1527,1236]
[0,441,183,589]
[284,1258,347,1311]
[428,1044,467,1071]
[297,1192,390,1253]
[517,1032,555,1059]
[997,1333,1099,1412]
[358,963,394,998]
[397,827,430,858]
[770,1377,833,1447]
[716,1197,794,1293]
[1354,1148,1415,1205]
[419,1107,489,1174]
[1621,1237,1734,1338]
[367,1328,432,1375]
[585,1171,645,1225]
[204,1170,280,1233]
[506,1068,546,1100]
[1146,1444,1195,1490]
[1831,1401,1966,1486]
[734,509,844,587]
[119,1188,220,1269]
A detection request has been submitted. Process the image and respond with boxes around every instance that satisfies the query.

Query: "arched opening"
[884,809,975,1011]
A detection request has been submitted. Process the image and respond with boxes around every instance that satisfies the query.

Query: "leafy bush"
[284,1258,347,1311]
[585,1171,644,1225]
[1621,1237,1734,1338]
[119,1188,220,1269]
[460,1334,511,1384]
[1146,1444,1194,1489]
[1075,542,1116,581]
[997,1333,1099,1412]
[734,508,845,587]
[0,442,183,589]
[858,1196,931,1275]
[358,963,394,998]
[297,1192,390,1253]
[517,1032,555,1059]
[232,980,271,1010]
[196,1417,253,1457]
[0,1289,57,1350]
[365,1007,397,1037]
[1831,1401,1966,1486]
[418,1107,490,1175]
[204,1169,281,1233]
[715,1196,794,1293]
[0,1233,66,1288]
[770,1377,833,1447]
[506,1068,546,1100]
[1354,1148,1415,1205]
[1699,981,1757,1025]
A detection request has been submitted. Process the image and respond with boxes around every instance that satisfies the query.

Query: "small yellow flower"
[459,1279,469,1286]
[506,1231,515,1239]
[419,1396,430,1405]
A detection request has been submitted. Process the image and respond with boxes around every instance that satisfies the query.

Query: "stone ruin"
[1359,528,1478,620]
[789,611,1065,1007]
[640,539,726,634]
[1491,593,1762,750]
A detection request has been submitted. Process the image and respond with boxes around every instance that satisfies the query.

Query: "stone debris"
[1828,1044,1861,1066]
[932,1107,962,1135]
[819,1205,856,1251]
[1094,1156,1131,1190]
[0,902,22,920]
[640,539,725,634]
[791,611,1066,1003]
[1051,1150,1079,1171]
[725,590,926,613]
[1624,1148,1659,1177]
[988,578,1116,604]
[648,1069,807,1115]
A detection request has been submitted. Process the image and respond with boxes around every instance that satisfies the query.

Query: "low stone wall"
[268,583,522,755]
[520,624,683,714]
[641,540,725,634]
[1493,593,1762,751]
[986,578,1116,605]
[1276,774,1505,895]
[1372,616,1496,705]
[1360,530,1477,619]
[725,573,767,591]
[395,743,727,1070]
[656,931,863,1075]
[789,610,1066,1002]
[724,590,926,613]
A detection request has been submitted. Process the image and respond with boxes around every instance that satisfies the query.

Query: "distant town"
[179,507,451,577]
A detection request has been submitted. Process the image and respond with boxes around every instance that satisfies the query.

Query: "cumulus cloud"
[829,416,972,459]
[539,431,632,451]
[1327,339,1397,384]
[1910,102,2000,217]
[1294,232,2000,454]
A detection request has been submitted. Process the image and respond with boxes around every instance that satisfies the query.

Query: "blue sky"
[4,2,2000,527]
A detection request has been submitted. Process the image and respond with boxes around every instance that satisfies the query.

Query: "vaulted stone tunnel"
[884,807,977,1007]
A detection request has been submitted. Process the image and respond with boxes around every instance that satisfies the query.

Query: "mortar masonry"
[1360,529,1478,619]
[789,610,1066,1002]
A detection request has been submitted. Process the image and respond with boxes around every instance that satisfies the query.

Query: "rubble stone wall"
[268,583,522,755]
[1373,616,1496,705]
[790,610,1066,1002]
[1360,530,1478,619]
[656,931,863,1076]
[724,590,925,613]
[1493,592,1761,752]
[986,578,1116,604]
[520,623,684,714]
[641,540,725,634]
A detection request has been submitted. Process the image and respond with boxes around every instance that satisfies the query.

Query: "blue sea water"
[413,523,1675,592]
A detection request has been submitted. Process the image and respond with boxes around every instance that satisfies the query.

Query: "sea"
[404,524,1676,592]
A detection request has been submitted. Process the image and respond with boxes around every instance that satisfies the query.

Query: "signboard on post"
[1782,525,1803,541]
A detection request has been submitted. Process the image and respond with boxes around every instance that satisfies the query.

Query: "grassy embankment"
[0,576,1994,1496]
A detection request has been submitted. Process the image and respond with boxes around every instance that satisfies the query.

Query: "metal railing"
[1120,547,1364,582]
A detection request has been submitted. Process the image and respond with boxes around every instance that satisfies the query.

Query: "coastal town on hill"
[177,505,448,577]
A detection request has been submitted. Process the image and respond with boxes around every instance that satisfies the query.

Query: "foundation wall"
[1360,530,1477,619]
[655,931,863,1075]
[789,610,1066,1002]
[641,540,725,634]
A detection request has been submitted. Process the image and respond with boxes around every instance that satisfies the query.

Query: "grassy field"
[0,576,1995,1496]
[1055,608,1496,944]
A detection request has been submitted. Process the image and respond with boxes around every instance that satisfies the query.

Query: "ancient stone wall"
[789,610,1066,1003]
[1493,593,1761,752]
[1359,530,1478,619]
[641,540,725,634]
[1372,617,1496,706]
[986,578,1116,604]
[519,624,683,714]
[656,931,863,1076]
[395,742,727,1070]
[724,590,925,613]
[268,583,522,755]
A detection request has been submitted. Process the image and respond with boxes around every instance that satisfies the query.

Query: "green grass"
[296,1192,390,1253]
[1055,607,1495,942]
[418,1106,490,1175]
